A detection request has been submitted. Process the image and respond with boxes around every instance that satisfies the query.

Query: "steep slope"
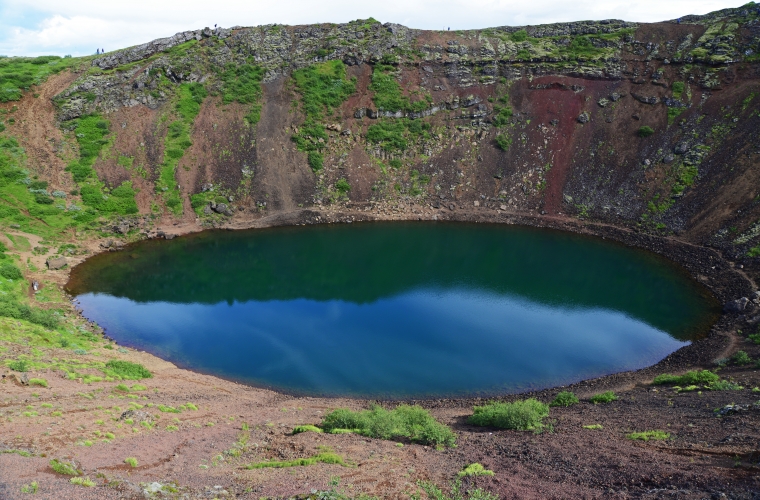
[1,6,759,259]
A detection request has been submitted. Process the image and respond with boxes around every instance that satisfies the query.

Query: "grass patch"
[245,450,348,469]
[20,481,38,494]
[369,64,429,113]
[366,119,431,153]
[468,399,549,431]
[708,379,743,391]
[457,463,494,477]
[583,424,603,430]
[291,60,355,172]
[66,115,138,216]
[589,391,618,404]
[0,56,76,102]
[156,82,206,214]
[321,404,456,447]
[627,430,670,442]
[220,63,265,125]
[672,81,685,100]
[293,424,323,435]
[50,458,79,476]
[104,360,152,380]
[124,457,138,467]
[549,391,578,407]
[653,370,719,386]
[28,378,47,387]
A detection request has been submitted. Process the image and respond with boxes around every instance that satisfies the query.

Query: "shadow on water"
[67,221,720,398]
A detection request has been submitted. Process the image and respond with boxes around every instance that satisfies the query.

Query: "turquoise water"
[67,222,719,398]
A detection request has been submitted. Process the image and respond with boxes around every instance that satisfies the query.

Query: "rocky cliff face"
[5,5,760,259]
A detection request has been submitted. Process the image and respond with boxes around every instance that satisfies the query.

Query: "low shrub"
[321,404,456,447]
[627,430,670,441]
[0,262,23,280]
[708,379,743,391]
[638,126,655,137]
[653,370,719,386]
[293,424,323,435]
[104,360,152,380]
[589,391,618,404]
[747,333,760,344]
[732,350,752,366]
[28,378,47,387]
[50,458,79,476]
[457,463,495,477]
[468,399,549,431]
[124,457,138,468]
[70,477,95,487]
[549,391,579,407]
[8,359,28,372]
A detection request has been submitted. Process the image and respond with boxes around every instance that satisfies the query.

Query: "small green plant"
[114,384,130,392]
[335,178,351,195]
[747,333,760,344]
[468,399,549,431]
[124,457,138,468]
[8,359,28,372]
[708,379,743,391]
[653,370,719,386]
[589,391,618,404]
[417,479,498,500]
[627,430,670,441]
[457,463,495,477]
[70,477,95,487]
[104,360,152,380]
[293,424,324,434]
[583,424,603,430]
[28,378,47,387]
[549,391,579,407]
[638,126,655,137]
[50,458,79,476]
[20,482,38,494]
[495,133,512,151]
[732,350,752,366]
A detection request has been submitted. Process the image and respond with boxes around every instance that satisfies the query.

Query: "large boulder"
[46,257,67,270]
[723,297,749,313]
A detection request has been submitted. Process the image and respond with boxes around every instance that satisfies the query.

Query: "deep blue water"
[67,222,719,398]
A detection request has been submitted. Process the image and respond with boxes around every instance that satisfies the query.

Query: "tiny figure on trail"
[96,48,100,54]
[677,18,681,24]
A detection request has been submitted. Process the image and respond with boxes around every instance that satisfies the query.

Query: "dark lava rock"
[723,297,749,313]
[577,112,590,124]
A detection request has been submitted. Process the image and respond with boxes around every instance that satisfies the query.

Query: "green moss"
[468,399,549,431]
[291,60,355,170]
[0,56,77,103]
[156,82,206,214]
[245,451,348,469]
[292,424,323,434]
[321,404,456,447]
[66,115,138,215]
[627,430,669,441]
[457,463,494,477]
[366,119,431,153]
[370,64,428,113]
[220,63,264,125]
[672,82,685,100]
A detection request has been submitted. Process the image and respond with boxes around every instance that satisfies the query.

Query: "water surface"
[67,222,719,398]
